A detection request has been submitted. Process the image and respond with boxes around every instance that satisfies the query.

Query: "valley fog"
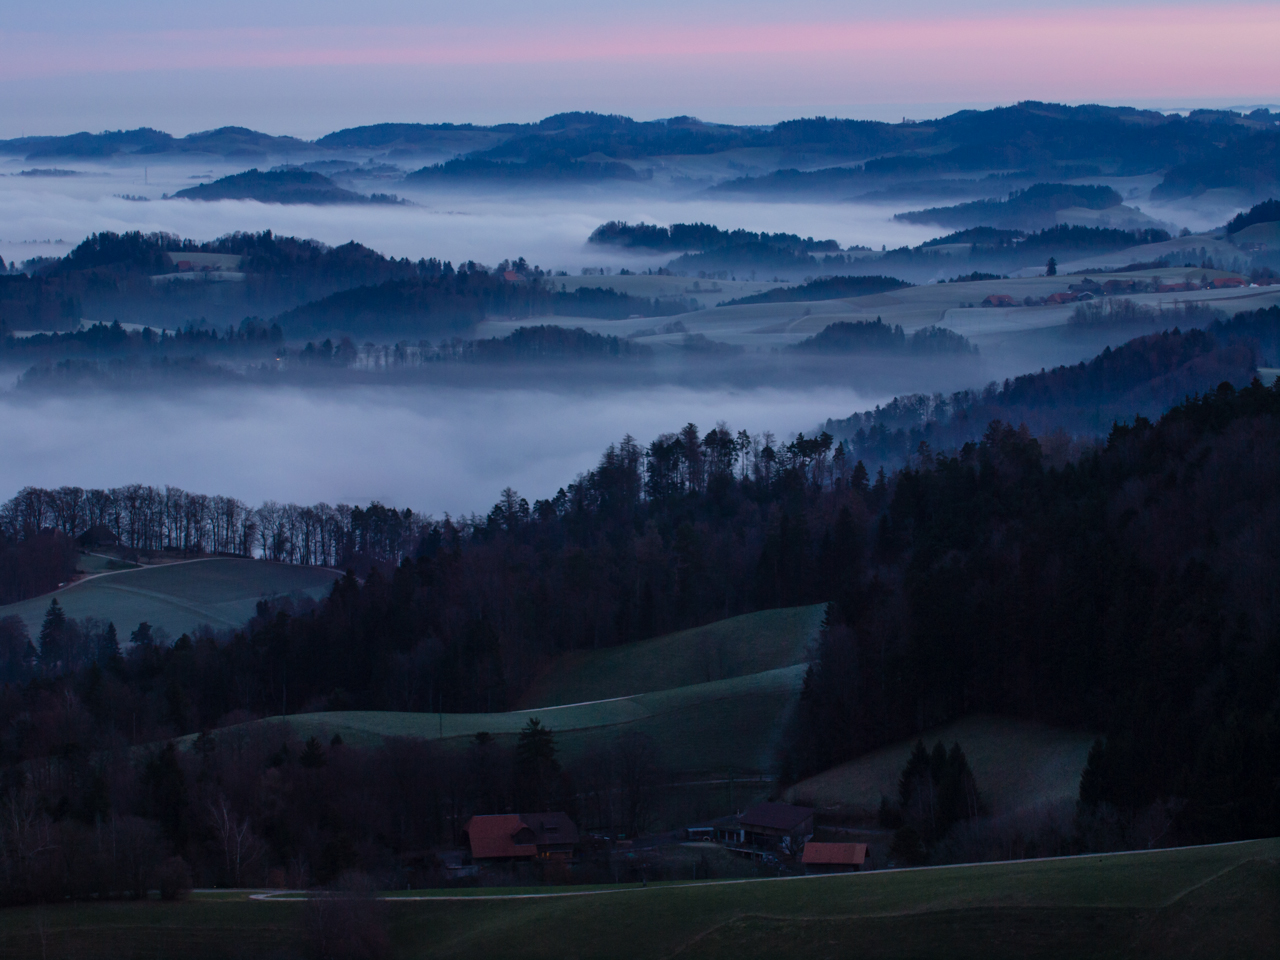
[0,161,939,273]
[0,381,886,515]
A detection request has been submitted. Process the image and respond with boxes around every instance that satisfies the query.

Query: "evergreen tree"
[514,718,560,812]
[38,598,67,669]
[851,459,870,494]
[97,621,121,666]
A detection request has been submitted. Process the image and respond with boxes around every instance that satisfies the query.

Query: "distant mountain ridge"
[2,103,1276,193]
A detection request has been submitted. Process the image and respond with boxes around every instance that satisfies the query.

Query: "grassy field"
[191,606,824,780]
[0,558,341,638]
[1,839,1274,959]
[200,663,808,780]
[784,715,1097,817]
[517,604,825,707]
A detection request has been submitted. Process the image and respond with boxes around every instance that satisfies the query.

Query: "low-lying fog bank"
[0,164,937,274]
[0,382,888,516]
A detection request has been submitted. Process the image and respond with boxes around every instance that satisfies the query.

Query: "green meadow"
[0,557,341,638]
[1,839,1273,959]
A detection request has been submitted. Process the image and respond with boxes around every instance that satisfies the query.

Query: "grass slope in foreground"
[0,558,341,638]
[0,839,1274,959]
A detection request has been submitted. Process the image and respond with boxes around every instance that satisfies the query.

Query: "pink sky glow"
[4,6,1277,102]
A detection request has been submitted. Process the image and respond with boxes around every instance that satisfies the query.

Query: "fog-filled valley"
[3,100,1280,941]
[5,107,1279,514]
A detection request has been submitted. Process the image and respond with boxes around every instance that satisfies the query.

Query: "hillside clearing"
[785,715,1096,817]
[199,663,808,779]
[517,604,825,707]
[0,558,341,638]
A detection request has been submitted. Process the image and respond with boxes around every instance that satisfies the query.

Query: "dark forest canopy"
[789,319,976,356]
[171,168,402,205]
[718,275,910,306]
[1152,131,1280,199]
[788,378,1280,845]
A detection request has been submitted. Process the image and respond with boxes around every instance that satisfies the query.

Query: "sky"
[3,1,1278,138]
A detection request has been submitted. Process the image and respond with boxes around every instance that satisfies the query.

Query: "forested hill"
[790,375,1280,844]
[1,231,690,337]
[274,274,690,337]
[0,230,426,331]
[4,371,1277,851]
[171,168,401,204]
[896,182,1124,231]
[825,306,1279,469]
[588,221,844,254]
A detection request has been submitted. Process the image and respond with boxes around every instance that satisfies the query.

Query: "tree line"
[1,485,424,589]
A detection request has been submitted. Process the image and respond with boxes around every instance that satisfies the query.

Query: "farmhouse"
[801,841,868,873]
[1045,291,1078,304]
[981,294,1017,307]
[463,812,579,862]
[717,802,814,855]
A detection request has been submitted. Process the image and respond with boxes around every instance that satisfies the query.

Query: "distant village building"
[981,294,1018,307]
[716,802,814,856]
[801,842,868,873]
[463,813,579,862]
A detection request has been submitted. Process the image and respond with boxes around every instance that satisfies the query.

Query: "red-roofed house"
[981,294,1018,307]
[802,842,868,873]
[463,813,579,862]
[1211,276,1247,288]
[1045,291,1078,304]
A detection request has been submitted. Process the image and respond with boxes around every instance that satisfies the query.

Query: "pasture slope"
[0,839,1274,959]
[0,558,341,639]
[198,663,809,780]
[190,604,824,780]
[516,603,825,707]
[191,605,1091,793]
[785,714,1097,818]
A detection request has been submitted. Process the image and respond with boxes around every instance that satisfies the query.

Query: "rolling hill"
[0,557,341,639]
[182,605,824,780]
[197,662,809,780]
